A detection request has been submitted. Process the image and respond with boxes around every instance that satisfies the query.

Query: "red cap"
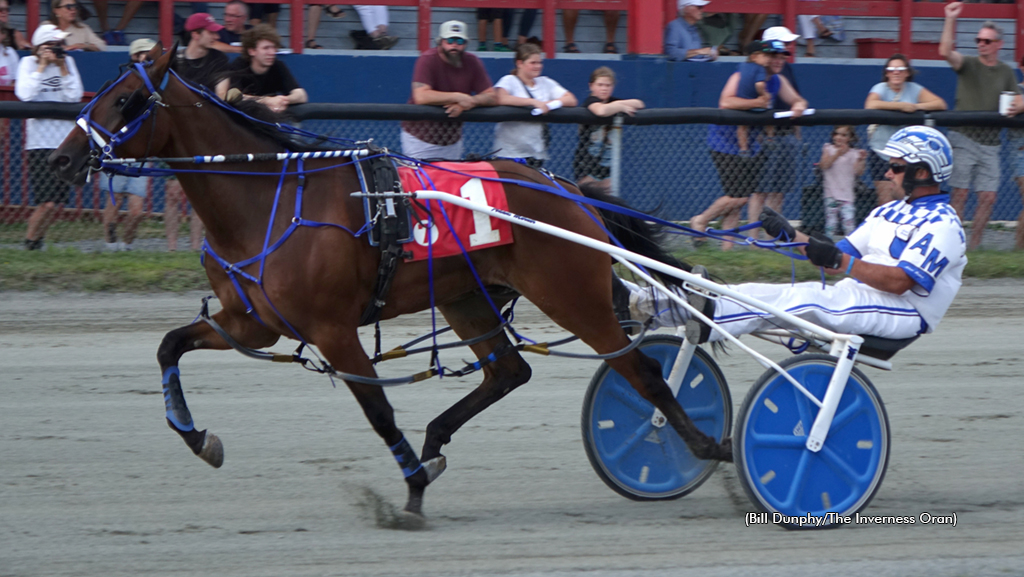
[184,13,224,32]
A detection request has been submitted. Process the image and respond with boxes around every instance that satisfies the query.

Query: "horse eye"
[115,95,129,107]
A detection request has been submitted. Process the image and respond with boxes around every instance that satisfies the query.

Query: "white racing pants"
[628,278,927,341]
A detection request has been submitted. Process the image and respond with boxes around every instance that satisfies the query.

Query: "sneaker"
[372,35,399,50]
[117,241,130,251]
[493,43,512,52]
[477,42,490,51]
[684,265,716,345]
[103,29,127,46]
[105,241,119,252]
[24,238,44,251]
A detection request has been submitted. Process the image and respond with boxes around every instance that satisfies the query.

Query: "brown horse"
[50,45,731,519]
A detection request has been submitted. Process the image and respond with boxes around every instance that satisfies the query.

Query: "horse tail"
[577,182,691,287]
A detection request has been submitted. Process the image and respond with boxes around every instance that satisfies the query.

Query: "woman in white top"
[864,54,946,205]
[44,0,106,51]
[16,24,84,250]
[493,42,577,168]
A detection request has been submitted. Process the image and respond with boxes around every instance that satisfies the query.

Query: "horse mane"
[224,100,333,153]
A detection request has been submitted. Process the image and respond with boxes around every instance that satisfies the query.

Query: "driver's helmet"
[880,125,953,184]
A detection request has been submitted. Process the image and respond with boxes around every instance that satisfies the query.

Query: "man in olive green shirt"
[939,2,1024,250]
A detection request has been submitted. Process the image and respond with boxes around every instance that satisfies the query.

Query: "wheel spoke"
[685,402,723,422]
[604,421,655,466]
[781,449,813,509]
[818,444,864,486]
[606,384,653,419]
[828,396,865,433]
[746,432,807,450]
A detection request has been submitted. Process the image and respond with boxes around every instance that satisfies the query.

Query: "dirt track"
[1,283,1022,577]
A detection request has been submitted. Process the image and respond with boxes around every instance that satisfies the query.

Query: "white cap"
[31,24,69,47]
[678,0,709,8]
[438,20,469,41]
[762,26,800,42]
[129,38,157,55]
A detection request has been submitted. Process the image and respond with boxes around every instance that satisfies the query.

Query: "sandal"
[563,42,580,53]
[325,5,345,18]
[604,42,618,54]
[305,38,323,50]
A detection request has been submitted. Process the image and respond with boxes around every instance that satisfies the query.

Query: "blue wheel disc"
[582,335,731,501]
[736,354,890,527]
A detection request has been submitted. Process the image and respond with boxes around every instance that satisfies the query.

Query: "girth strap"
[356,152,411,326]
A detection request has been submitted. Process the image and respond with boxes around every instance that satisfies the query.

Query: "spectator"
[0,14,20,86]
[348,6,399,50]
[819,125,867,239]
[100,38,156,252]
[493,43,577,168]
[178,12,229,88]
[100,1,209,46]
[750,26,805,235]
[45,0,106,51]
[0,0,30,50]
[501,9,538,49]
[940,2,1023,250]
[400,20,495,160]
[692,40,806,250]
[213,0,251,54]
[476,9,509,51]
[797,8,840,58]
[249,3,280,29]
[697,11,741,56]
[563,9,620,54]
[665,0,717,62]
[1013,62,1024,251]
[217,24,308,113]
[16,24,83,251]
[572,66,644,192]
[864,54,947,206]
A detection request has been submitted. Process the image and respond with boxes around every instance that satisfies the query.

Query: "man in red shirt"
[401,20,496,160]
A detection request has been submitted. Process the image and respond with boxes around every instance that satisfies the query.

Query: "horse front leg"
[156,310,279,467]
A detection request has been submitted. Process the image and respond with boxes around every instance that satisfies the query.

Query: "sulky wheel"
[581,335,731,501]
[734,353,890,529]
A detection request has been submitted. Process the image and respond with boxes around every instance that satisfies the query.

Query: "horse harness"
[355,150,414,326]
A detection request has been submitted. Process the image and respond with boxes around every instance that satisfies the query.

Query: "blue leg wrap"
[162,367,195,432]
[389,436,423,478]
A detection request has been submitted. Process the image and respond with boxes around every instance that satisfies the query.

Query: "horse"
[50,44,732,519]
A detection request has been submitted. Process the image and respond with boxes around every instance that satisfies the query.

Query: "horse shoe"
[422,455,446,484]
[198,431,224,468]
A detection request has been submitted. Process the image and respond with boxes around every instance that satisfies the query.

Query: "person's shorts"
[711,150,763,198]
[28,149,71,205]
[477,8,502,20]
[756,135,799,194]
[400,130,464,161]
[1009,139,1024,179]
[867,151,891,182]
[948,129,1000,192]
[107,174,150,198]
[249,3,280,19]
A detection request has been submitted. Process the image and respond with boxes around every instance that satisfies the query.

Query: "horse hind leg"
[157,310,279,467]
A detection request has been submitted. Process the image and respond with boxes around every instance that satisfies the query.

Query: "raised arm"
[588,98,644,117]
[777,75,808,117]
[719,72,771,110]
[939,2,964,71]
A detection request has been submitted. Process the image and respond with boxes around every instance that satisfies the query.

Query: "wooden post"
[159,0,174,50]
[899,0,912,58]
[291,0,305,53]
[418,0,432,53]
[628,0,663,54]
[26,0,39,40]
[1017,0,1024,66]
[783,0,797,37]
[543,0,556,59]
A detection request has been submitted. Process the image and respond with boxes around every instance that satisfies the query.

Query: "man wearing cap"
[217,24,307,114]
[400,20,496,160]
[176,12,230,89]
[665,0,715,62]
[16,24,83,250]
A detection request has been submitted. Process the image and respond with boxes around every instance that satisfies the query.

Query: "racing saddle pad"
[398,162,515,262]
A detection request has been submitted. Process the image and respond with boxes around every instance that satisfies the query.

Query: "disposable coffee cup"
[999,91,1015,116]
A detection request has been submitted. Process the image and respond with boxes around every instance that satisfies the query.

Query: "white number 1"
[459,178,502,247]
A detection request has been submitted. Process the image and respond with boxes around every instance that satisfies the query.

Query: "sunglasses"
[888,163,908,174]
[444,37,467,45]
[58,3,79,9]
[975,37,997,45]
[0,7,9,12]
[885,66,908,72]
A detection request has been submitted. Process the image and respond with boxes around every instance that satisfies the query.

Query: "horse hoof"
[396,510,428,531]
[198,431,224,468]
[422,455,446,483]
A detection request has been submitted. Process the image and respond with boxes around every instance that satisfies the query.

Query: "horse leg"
[519,268,732,462]
[409,292,533,511]
[156,310,279,467]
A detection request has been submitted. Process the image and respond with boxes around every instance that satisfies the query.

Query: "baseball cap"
[762,26,800,42]
[746,39,790,56]
[678,0,710,8]
[31,24,69,47]
[129,38,157,55]
[437,20,469,41]
[184,12,224,33]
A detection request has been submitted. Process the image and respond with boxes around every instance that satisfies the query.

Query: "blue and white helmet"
[880,125,953,184]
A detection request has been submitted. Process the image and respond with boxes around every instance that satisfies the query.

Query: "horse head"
[50,42,178,185]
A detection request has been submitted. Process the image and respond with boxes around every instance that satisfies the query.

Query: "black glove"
[806,236,844,270]
[759,206,795,241]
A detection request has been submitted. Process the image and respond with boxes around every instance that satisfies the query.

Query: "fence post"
[610,115,623,196]
[419,0,432,53]
[291,0,305,53]
[159,0,174,50]
[543,0,556,59]
[26,0,39,39]
[899,0,913,58]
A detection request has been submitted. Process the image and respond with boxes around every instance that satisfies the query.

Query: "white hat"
[31,24,69,47]
[128,38,157,55]
[762,26,800,42]
[678,0,709,9]
[438,20,469,41]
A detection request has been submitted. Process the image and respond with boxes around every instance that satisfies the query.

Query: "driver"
[620,126,966,344]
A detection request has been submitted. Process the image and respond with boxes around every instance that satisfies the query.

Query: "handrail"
[21,0,1024,60]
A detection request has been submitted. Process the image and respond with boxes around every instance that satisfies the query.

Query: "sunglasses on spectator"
[885,66,908,72]
[444,37,467,45]
[58,3,79,9]
[975,38,997,45]
[0,7,9,12]
[888,163,908,174]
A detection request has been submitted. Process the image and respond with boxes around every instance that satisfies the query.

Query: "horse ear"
[146,41,162,63]
[149,41,175,81]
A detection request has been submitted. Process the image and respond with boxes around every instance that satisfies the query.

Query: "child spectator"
[572,67,644,192]
[819,125,867,238]
[735,40,780,156]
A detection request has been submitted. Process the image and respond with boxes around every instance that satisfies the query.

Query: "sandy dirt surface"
[1,282,1022,577]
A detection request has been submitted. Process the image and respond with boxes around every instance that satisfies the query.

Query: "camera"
[51,46,65,58]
